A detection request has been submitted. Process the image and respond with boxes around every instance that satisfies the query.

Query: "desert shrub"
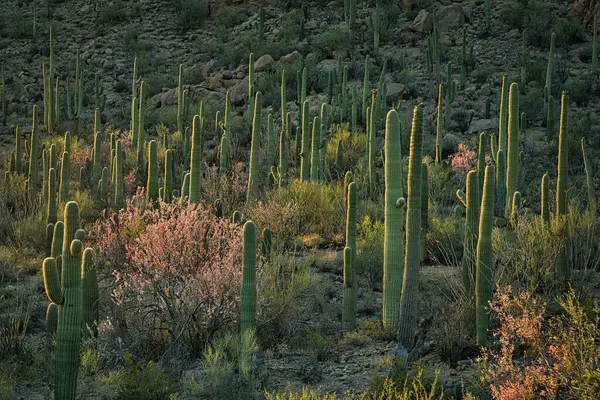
[248,181,346,246]
[314,24,352,59]
[495,206,600,294]
[427,216,462,268]
[93,192,243,358]
[182,330,260,399]
[202,162,248,217]
[97,0,133,27]
[430,296,474,365]
[427,161,456,215]
[449,143,477,186]
[257,244,317,346]
[104,360,176,400]
[174,0,208,31]
[0,296,30,359]
[480,286,600,399]
[303,327,335,361]
[326,125,367,173]
[357,215,384,290]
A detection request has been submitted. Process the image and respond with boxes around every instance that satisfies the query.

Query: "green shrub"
[326,125,367,174]
[104,361,176,400]
[427,216,463,268]
[357,215,384,290]
[303,327,335,361]
[314,24,351,58]
[175,0,208,31]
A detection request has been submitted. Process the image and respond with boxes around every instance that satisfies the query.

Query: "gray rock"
[468,118,499,135]
[441,133,462,155]
[410,10,433,33]
[254,54,274,73]
[229,79,250,106]
[386,83,405,104]
[280,50,303,67]
[436,4,465,29]
[151,85,225,106]
[314,59,338,92]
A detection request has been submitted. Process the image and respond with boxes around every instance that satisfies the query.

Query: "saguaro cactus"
[382,110,405,331]
[113,141,124,210]
[398,105,423,352]
[476,164,495,346]
[59,151,70,204]
[47,168,57,224]
[163,149,173,203]
[435,83,443,163]
[82,248,99,338]
[247,92,262,203]
[498,75,508,155]
[279,113,289,187]
[240,221,257,333]
[266,114,275,169]
[300,101,310,182]
[42,201,82,400]
[28,106,39,201]
[458,170,479,295]
[495,150,506,219]
[505,83,519,216]
[582,138,596,213]
[189,115,202,204]
[556,91,569,219]
[310,116,321,182]
[15,126,22,173]
[421,163,429,261]
[343,182,357,331]
[146,140,158,201]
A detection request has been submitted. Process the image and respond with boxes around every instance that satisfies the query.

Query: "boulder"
[229,79,250,106]
[468,118,499,135]
[441,133,462,155]
[151,85,225,106]
[410,10,433,33]
[254,54,274,73]
[386,83,405,104]
[436,4,465,29]
[280,50,302,67]
[314,59,338,92]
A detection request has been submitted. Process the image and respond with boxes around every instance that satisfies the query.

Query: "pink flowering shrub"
[92,191,243,357]
[480,286,600,399]
[449,143,477,184]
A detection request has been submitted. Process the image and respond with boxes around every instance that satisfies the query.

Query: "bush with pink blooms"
[479,286,600,400]
[92,191,243,358]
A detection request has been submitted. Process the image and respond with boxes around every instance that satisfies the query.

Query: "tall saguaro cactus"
[146,140,158,202]
[42,201,83,400]
[476,164,495,346]
[556,91,569,219]
[541,173,550,227]
[113,141,124,210]
[28,105,39,201]
[240,221,257,333]
[582,138,596,213]
[398,105,423,352]
[247,92,262,203]
[310,116,321,182]
[189,115,202,204]
[435,83,443,163]
[59,151,70,204]
[382,110,404,330]
[343,182,357,331]
[458,170,479,295]
[495,150,506,219]
[300,101,310,181]
[498,75,508,155]
[505,83,520,216]
[47,168,57,224]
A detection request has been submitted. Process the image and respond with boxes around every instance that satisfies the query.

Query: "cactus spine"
[247,92,262,203]
[398,105,423,351]
[582,138,596,213]
[240,221,257,333]
[505,83,519,216]
[189,115,202,204]
[147,140,158,201]
[382,110,405,330]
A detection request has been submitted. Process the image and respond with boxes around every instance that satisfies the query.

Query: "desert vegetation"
[0,0,599,399]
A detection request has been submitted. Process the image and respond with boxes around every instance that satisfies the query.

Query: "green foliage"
[357,215,384,290]
[104,361,176,400]
[314,24,351,58]
[326,125,367,174]
[175,0,208,31]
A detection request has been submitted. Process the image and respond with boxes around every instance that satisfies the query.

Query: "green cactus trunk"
[362,56,370,124]
[147,140,158,202]
[266,113,275,169]
[279,114,289,188]
[398,105,423,351]
[46,223,54,258]
[15,125,22,174]
[247,92,262,203]
[382,110,404,330]
[28,106,39,202]
[177,64,184,135]
[48,168,57,224]
[505,83,519,217]
[435,83,443,163]
[310,116,321,182]
[163,149,173,203]
[59,152,70,204]
[498,75,508,155]
[511,191,521,227]
[420,163,429,261]
[459,170,479,296]
[189,115,202,204]
[219,133,229,178]
[582,138,596,214]
[556,91,569,219]
[476,164,495,346]
[544,32,556,101]
[113,141,124,210]
[240,221,257,333]
[495,149,506,219]
[137,81,145,181]
[368,94,376,192]
[343,182,357,330]
[99,167,108,203]
[181,172,190,200]
[82,248,98,338]
[300,101,310,182]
